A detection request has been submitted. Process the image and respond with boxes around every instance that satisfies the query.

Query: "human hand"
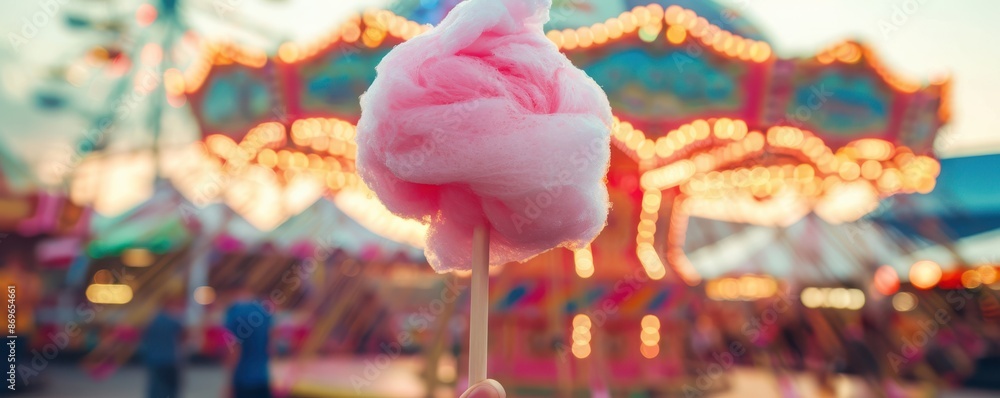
[459,379,506,398]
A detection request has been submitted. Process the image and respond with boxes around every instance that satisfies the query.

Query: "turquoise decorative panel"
[786,70,891,136]
[577,48,746,120]
[201,69,274,132]
[298,47,392,117]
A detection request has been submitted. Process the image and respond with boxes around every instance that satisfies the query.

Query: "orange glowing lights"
[800,287,865,310]
[851,139,894,161]
[86,284,134,304]
[909,260,942,290]
[574,245,595,278]
[531,5,773,63]
[577,27,595,47]
[861,160,883,180]
[640,315,660,358]
[892,292,918,312]
[838,162,861,181]
[961,270,982,289]
[203,117,361,198]
[816,41,937,94]
[705,275,779,301]
[562,29,579,50]
[572,314,593,359]
[163,68,186,97]
[546,30,564,47]
[278,43,300,63]
[874,265,900,296]
[615,117,940,285]
[978,266,998,285]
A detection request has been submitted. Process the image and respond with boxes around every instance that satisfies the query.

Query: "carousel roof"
[172,2,952,284]
[392,0,767,40]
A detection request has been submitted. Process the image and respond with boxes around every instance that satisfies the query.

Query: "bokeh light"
[136,4,158,27]
[892,292,918,312]
[874,265,900,296]
[910,260,943,290]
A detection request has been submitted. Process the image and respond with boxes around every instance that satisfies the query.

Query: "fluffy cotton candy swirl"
[356,0,613,272]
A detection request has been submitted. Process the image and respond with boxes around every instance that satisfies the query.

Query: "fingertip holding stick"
[460,379,506,398]
[468,225,490,385]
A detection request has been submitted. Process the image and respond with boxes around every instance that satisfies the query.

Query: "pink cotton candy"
[356,0,613,272]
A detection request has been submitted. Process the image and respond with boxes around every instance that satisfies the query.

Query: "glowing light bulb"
[892,292,917,312]
[874,265,900,296]
[910,260,942,290]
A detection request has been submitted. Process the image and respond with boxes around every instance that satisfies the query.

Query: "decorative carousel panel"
[765,41,948,153]
[573,46,750,122]
[199,68,279,137]
[184,43,276,141]
[898,85,949,154]
[554,4,773,164]
[293,46,392,121]
[779,59,894,143]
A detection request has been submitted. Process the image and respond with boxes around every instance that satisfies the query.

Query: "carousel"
[6,0,989,396]
[136,0,954,395]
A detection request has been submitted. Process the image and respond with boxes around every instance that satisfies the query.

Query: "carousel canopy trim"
[179,4,771,105]
[180,118,363,231]
[813,40,950,101]
[547,4,773,63]
[180,115,428,250]
[632,118,940,285]
[183,40,269,93]
[182,3,947,157]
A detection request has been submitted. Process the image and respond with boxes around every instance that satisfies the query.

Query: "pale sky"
[715,0,1000,157]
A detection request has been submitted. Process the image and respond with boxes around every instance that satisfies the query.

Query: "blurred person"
[842,322,885,398]
[224,286,272,398]
[141,296,187,398]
